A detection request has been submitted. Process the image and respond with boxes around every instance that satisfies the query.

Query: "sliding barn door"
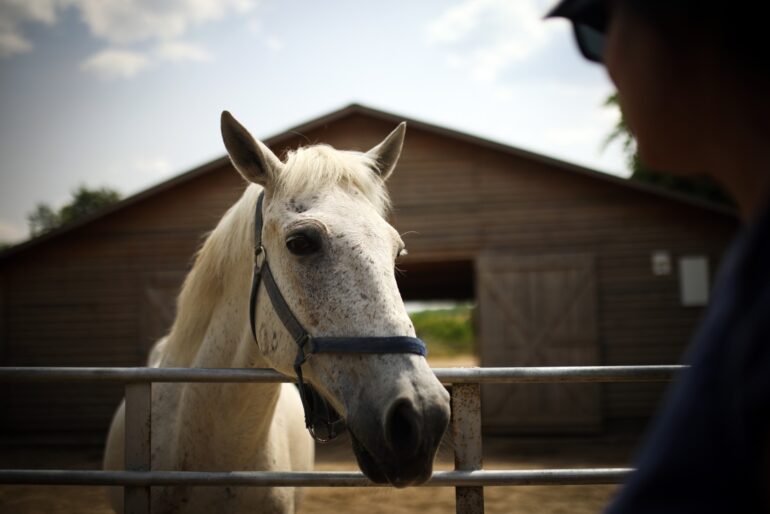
[477,253,601,433]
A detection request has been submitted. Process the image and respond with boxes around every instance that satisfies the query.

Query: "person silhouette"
[547,0,770,511]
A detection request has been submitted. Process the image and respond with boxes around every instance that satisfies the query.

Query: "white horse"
[103,111,451,513]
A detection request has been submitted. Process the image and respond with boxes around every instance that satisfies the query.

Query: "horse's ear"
[220,111,283,186]
[366,122,406,181]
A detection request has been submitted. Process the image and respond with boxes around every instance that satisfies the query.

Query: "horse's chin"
[349,432,432,488]
[350,433,389,484]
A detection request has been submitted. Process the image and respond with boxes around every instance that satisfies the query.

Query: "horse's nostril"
[385,399,422,458]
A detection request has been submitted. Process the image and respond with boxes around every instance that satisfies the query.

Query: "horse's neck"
[169,305,281,468]
[159,188,282,464]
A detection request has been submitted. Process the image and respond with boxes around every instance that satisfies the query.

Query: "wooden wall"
[0,111,738,436]
[296,113,737,428]
[0,169,247,434]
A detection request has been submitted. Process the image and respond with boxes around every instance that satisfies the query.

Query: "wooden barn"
[0,104,738,439]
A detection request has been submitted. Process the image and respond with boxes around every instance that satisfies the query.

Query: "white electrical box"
[679,256,710,306]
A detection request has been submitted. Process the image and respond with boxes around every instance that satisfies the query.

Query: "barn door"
[139,271,185,362]
[477,253,601,433]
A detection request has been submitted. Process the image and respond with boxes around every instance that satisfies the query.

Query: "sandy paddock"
[0,358,635,513]
[0,434,634,514]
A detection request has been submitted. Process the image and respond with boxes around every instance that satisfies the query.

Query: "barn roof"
[0,103,737,263]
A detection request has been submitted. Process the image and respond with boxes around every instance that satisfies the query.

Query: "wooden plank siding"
[0,169,247,434]
[305,114,736,430]
[0,108,738,436]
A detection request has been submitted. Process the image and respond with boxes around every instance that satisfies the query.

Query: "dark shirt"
[606,202,770,514]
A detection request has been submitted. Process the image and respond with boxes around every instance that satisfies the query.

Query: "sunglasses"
[546,0,610,63]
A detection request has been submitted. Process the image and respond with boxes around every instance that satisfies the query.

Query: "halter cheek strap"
[248,191,427,442]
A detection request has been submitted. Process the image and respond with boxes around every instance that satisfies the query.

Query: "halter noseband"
[248,191,427,442]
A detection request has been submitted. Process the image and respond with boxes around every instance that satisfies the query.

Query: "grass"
[409,304,475,357]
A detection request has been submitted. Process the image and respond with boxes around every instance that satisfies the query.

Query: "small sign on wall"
[651,250,672,276]
[679,256,710,306]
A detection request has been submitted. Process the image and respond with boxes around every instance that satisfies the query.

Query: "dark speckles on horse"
[268,331,278,352]
[287,198,307,213]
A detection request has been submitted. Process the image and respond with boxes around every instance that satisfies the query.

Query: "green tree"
[28,185,121,237]
[59,186,121,225]
[605,93,733,206]
[28,203,61,237]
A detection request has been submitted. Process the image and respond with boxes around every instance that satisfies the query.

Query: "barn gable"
[0,103,734,265]
[0,104,738,437]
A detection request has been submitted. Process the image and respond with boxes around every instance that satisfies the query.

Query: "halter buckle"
[294,334,314,367]
[254,245,265,271]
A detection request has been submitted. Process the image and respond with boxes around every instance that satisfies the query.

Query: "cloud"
[425,0,625,175]
[427,0,554,83]
[0,30,32,56]
[245,18,283,52]
[155,40,211,62]
[0,0,57,56]
[80,39,216,79]
[1,0,258,75]
[67,0,257,46]
[135,157,172,176]
[81,48,150,79]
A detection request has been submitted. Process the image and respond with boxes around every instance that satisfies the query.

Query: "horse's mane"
[160,186,256,366]
[160,144,390,366]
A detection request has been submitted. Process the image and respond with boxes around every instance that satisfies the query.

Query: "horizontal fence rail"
[0,469,633,487]
[0,365,684,383]
[0,365,685,514]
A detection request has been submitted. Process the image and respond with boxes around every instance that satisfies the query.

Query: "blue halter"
[248,191,427,442]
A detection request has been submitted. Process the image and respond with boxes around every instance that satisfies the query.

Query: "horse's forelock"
[277,145,391,215]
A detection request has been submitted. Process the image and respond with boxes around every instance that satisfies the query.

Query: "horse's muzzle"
[348,397,450,488]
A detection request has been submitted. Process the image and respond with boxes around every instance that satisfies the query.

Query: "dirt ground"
[0,358,637,513]
[0,434,635,514]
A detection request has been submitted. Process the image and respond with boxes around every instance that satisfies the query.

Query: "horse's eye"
[286,232,321,256]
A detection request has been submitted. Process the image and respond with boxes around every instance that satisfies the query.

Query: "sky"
[0,0,627,244]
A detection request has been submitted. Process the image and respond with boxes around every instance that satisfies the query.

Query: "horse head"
[220,111,451,487]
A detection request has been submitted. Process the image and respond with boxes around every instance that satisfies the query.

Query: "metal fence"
[0,365,683,514]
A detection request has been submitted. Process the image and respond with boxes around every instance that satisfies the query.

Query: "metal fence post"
[124,382,152,514]
[452,383,484,514]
